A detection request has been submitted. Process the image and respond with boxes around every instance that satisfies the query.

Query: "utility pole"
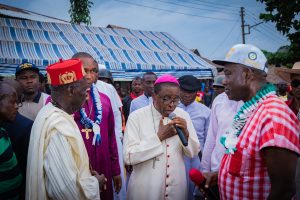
[240,7,245,44]
[240,7,264,44]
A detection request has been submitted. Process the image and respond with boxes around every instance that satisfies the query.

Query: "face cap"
[213,75,225,87]
[213,44,268,73]
[15,62,40,76]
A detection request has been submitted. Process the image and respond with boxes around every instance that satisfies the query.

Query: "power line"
[152,0,238,15]
[183,0,239,11]
[113,0,237,21]
[172,0,238,13]
[243,9,287,42]
[246,9,278,31]
[195,0,241,9]
[1,3,69,23]
[246,11,274,31]
[246,16,287,43]
[235,26,241,43]
[247,16,285,41]
[246,15,287,43]
[209,19,240,57]
[253,28,286,46]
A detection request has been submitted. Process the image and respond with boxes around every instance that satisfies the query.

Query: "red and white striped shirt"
[219,95,300,200]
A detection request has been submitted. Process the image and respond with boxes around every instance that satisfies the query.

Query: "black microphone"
[168,113,188,146]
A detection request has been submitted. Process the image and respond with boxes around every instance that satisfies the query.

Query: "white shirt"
[95,80,122,138]
[18,92,49,121]
[201,92,243,172]
[129,94,152,114]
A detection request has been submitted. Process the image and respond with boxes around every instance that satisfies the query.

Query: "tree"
[69,0,93,25]
[262,47,293,68]
[257,0,300,67]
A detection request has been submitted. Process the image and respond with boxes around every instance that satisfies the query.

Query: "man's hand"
[157,118,177,141]
[125,164,133,173]
[203,172,218,188]
[113,175,122,193]
[91,170,107,191]
[172,116,189,139]
[262,147,298,200]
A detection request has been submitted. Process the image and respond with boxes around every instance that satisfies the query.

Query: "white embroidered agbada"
[26,103,100,200]
[123,104,200,200]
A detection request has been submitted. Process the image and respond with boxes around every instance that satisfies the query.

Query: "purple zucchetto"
[154,74,179,86]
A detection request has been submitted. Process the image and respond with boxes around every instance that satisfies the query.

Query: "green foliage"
[262,48,293,68]
[257,0,300,64]
[69,0,93,25]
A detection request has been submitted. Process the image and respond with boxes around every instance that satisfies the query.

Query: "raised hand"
[171,116,189,139]
[157,118,177,141]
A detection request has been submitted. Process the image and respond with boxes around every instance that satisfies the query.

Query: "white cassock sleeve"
[44,133,100,200]
[108,84,123,139]
[123,113,164,165]
[181,112,201,158]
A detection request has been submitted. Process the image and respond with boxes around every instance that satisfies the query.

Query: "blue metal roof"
[0,17,215,80]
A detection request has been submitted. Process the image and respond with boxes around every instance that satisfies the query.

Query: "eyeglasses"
[291,79,300,88]
[158,95,180,105]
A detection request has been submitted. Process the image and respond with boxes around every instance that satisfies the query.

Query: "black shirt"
[3,113,33,200]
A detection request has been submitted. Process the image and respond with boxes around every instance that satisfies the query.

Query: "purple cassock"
[74,92,120,200]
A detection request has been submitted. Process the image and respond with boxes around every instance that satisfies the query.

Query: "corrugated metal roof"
[0,17,216,80]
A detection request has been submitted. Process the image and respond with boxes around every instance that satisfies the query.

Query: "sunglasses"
[291,79,300,88]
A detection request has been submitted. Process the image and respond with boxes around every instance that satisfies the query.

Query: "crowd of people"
[0,43,299,200]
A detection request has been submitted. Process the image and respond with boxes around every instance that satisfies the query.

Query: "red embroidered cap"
[46,58,85,86]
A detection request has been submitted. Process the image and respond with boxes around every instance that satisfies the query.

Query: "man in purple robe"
[73,52,121,200]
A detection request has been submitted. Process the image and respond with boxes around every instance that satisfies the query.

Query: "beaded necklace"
[220,83,277,154]
[80,84,103,146]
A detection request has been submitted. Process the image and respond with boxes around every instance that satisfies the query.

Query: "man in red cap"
[123,74,200,200]
[26,58,105,200]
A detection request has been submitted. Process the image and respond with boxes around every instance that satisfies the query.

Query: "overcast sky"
[2,0,290,60]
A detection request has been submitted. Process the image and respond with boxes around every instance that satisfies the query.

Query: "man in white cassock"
[26,58,106,200]
[123,75,200,200]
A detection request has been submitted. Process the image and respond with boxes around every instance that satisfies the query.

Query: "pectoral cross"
[152,157,160,169]
[81,128,92,139]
